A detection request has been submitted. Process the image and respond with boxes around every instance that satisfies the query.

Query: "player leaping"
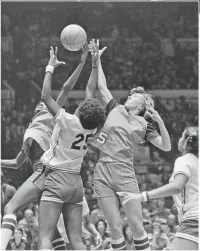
[91,41,171,250]
[1,43,89,251]
[38,45,105,250]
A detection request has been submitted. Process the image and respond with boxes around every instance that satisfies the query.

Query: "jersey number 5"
[71,134,93,150]
[96,132,108,144]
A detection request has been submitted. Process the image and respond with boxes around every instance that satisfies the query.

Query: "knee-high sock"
[52,237,66,250]
[111,236,126,250]
[133,232,150,250]
[1,214,17,250]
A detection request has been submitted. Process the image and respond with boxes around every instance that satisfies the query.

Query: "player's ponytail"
[184,127,198,156]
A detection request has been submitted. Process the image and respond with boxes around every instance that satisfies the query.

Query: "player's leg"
[62,203,85,250]
[98,196,126,250]
[39,200,63,250]
[94,162,126,250]
[121,197,150,250]
[170,237,198,250]
[52,224,66,250]
[1,168,44,250]
[118,173,150,251]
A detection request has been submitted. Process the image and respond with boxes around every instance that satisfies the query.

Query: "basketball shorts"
[94,161,139,198]
[27,162,45,191]
[175,220,199,244]
[41,166,83,204]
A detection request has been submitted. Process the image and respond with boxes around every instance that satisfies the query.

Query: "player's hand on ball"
[80,41,88,63]
[145,107,162,123]
[48,46,65,68]
[117,192,143,205]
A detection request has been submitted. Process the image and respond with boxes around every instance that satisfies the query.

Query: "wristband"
[141,191,148,202]
[45,65,54,73]
[92,66,98,68]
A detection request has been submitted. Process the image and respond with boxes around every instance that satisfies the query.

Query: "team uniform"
[22,104,55,190]
[40,108,96,204]
[169,153,199,243]
[92,99,159,197]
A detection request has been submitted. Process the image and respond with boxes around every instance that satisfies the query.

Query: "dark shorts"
[41,167,83,204]
[27,162,45,191]
[175,220,199,243]
[94,161,139,198]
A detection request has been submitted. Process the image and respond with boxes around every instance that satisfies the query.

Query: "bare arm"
[1,150,27,170]
[41,47,65,116]
[118,173,188,205]
[83,215,102,246]
[147,107,171,152]
[98,56,113,107]
[57,43,88,106]
[146,174,188,200]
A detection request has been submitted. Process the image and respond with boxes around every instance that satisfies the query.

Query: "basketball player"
[118,126,198,250]
[1,43,89,250]
[91,41,171,250]
[38,46,105,250]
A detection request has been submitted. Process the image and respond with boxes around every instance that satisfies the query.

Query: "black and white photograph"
[1,1,199,250]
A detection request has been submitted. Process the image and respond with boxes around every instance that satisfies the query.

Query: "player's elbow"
[162,145,171,152]
[173,184,182,194]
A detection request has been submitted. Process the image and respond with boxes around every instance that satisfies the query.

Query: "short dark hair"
[184,127,198,156]
[95,219,107,230]
[78,98,106,130]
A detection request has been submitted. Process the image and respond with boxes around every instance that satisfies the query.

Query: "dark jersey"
[92,99,159,166]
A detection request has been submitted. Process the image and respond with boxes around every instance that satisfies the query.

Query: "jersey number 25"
[71,134,93,150]
[96,132,108,144]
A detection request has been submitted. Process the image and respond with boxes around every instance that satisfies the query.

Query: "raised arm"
[41,47,65,116]
[146,107,171,152]
[97,44,113,107]
[85,39,99,99]
[1,150,27,170]
[56,43,88,106]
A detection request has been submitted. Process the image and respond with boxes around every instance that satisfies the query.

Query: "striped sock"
[1,214,17,250]
[111,236,126,250]
[133,232,150,250]
[52,237,66,250]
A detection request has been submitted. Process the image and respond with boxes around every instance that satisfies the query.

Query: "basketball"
[60,24,87,51]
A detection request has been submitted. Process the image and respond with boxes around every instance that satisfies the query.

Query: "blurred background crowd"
[1,2,198,250]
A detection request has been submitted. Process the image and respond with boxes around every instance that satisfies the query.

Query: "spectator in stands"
[95,219,111,250]
[7,227,28,250]
[151,224,170,250]
[123,225,135,250]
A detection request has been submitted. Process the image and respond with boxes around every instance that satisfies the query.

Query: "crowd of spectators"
[1,2,198,250]
[2,2,198,95]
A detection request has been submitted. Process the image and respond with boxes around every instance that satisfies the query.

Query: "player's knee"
[128,216,144,234]
[109,221,122,234]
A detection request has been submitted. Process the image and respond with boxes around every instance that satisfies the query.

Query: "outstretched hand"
[117,192,143,205]
[48,47,66,68]
[145,107,162,123]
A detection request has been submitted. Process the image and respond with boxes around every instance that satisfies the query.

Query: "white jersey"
[41,108,96,174]
[170,153,198,223]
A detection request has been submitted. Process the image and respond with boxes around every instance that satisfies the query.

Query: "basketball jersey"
[22,103,55,168]
[41,108,96,173]
[91,99,159,166]
[170,153,198,223]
